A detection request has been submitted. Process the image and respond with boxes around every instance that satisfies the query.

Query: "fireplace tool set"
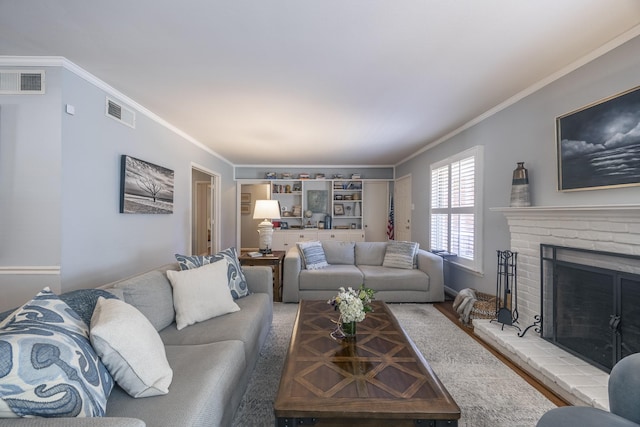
[493,250,520,331]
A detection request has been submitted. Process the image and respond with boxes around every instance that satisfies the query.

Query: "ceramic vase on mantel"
[510,162,531,207]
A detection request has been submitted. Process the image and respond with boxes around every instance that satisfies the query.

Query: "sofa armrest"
[416,250,445,301]
[0,418,145,427]
[282,247,302,302]
[242,266,273,300]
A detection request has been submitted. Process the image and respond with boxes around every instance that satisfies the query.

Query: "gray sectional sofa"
[282,241,444,303]
[0,263,273,427]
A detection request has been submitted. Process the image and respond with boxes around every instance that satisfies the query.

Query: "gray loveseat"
[0,263,273,427]
[282,241,444,303]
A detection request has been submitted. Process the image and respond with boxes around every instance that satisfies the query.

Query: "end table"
[239,251,285,302]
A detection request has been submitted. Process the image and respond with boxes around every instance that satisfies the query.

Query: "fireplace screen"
[541,244,640,372]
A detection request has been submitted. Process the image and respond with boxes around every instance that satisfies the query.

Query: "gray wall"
[396,35,640,295]
[0,67,63,306]
[0,65,236,311]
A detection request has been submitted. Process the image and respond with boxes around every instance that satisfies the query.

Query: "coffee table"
[274,300,461,426]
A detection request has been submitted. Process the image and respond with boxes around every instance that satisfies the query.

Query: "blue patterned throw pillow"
[0,288,113,418]
[175,247,249,299]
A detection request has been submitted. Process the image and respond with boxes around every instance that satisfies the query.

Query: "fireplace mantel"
[491,204,640,218]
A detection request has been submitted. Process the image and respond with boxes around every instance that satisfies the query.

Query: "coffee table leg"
[276,417,317,426]
[276,418,457,426]
[415,420,458,426]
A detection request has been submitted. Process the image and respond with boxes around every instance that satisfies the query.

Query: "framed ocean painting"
[556,85,640,191]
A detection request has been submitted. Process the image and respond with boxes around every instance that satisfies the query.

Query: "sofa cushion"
[322,241,355,265]
[355,242,387,266]
[105,341,247,427]
[0,288,113,418]
[297,241,328,270]
[159,292,271,364]
[109,270,176,332]
[175,247,250,299]
[166,259,240,330]
[383,241,419,269]
[299,265,364,290]
[359,265,429,291]
[90,297,173,398]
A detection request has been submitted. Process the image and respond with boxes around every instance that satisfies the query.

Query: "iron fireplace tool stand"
[493,250,521,331]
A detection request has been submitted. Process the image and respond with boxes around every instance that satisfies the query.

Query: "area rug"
[231,303,556,427]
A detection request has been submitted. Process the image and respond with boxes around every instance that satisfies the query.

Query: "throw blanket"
[453,288,477,325]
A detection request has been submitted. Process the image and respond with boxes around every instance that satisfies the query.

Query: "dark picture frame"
[556,85,640,191]
[120,155,174,214]
[334,203,344,215]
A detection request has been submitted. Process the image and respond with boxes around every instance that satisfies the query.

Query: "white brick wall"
[493,205,640,331]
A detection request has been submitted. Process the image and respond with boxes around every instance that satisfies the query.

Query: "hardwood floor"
[433,300,568,408]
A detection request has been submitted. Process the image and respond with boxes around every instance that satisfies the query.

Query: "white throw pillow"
[90,297,173,398]
[166,259,241,330]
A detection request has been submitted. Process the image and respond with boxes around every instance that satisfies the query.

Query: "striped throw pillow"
[297,241,328,270]
[382,241,419,269]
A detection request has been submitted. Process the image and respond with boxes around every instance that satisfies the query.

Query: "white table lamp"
[253,200,281,253]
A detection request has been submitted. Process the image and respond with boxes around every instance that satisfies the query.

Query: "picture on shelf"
[334,203,345,215]
[241,204,251,215]
[280,221,289,229]
[241,193,251,203]
[307,190,328,213]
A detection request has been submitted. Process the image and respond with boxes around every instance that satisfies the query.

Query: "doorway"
[191,166,220,256]
[239,183,270,250]
[394,174,412,242]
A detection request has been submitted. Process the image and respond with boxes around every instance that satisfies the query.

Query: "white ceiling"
[1,1,640,166]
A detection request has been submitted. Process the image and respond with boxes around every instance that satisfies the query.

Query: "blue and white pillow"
[175,247,249,299]
[0,288,113,418]
[297,241,328,270]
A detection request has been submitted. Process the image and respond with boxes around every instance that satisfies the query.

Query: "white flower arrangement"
[328,285,375,323]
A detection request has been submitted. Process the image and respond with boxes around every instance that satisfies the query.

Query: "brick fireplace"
[474,204,640,409]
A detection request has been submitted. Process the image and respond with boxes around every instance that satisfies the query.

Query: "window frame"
[429,145,484,274]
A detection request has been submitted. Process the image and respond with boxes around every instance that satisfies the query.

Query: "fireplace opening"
[540,244,640,372]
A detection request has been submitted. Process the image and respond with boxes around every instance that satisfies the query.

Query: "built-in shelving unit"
[238,173,392,250]
[267,178,365,250]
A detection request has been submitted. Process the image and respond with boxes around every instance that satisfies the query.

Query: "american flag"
[386,196,394,240]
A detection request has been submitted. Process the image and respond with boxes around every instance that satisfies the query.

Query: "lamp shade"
[253,200,281,220]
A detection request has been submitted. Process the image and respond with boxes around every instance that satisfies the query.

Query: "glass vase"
[340,320,357,338]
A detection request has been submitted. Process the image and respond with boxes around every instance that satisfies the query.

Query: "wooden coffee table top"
[274,300,461,423]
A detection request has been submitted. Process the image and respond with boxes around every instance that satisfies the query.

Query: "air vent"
[0,70,45,94]
[106,97,136,128]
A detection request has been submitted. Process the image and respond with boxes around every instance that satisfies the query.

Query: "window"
[430,146,483,273]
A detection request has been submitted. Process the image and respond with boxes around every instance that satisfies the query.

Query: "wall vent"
[106,97,136,128]
[0,70,45,94]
